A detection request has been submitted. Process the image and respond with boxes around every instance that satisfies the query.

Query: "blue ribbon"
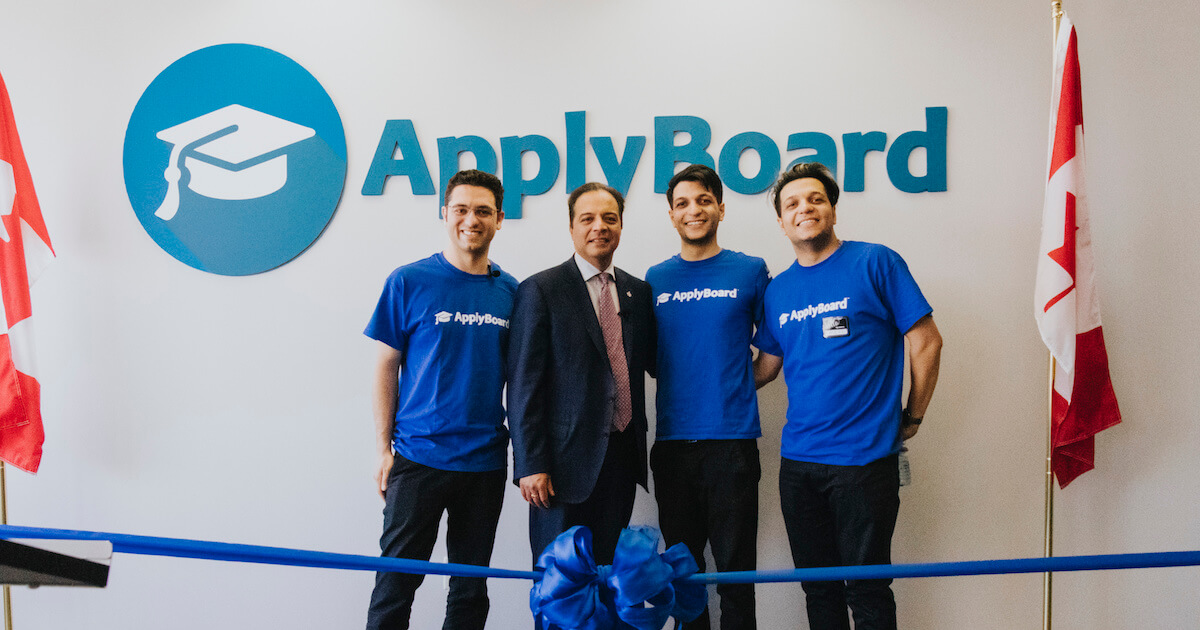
[530,526,706,630]
[0,523,538,580]
[6,523,1200,590]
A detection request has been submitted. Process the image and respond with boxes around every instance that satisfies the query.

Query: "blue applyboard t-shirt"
[756,241,932,466]
[364,253,518,472]
[647,249,771,440]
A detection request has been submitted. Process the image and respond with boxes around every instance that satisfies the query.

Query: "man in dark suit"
[508,181,656,568]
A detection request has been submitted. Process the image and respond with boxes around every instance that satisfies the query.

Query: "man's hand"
[375,450,395,500]
[519,473,555,509]
[901,422,921,441]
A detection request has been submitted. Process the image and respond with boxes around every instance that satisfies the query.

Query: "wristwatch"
[902,408,923,427]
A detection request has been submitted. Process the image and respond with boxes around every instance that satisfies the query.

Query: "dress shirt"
[574,253,621,318]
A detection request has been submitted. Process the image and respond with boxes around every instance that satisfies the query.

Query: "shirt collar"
[574,253,614,282]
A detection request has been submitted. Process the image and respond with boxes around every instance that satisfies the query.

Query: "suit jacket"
[508,258,656,504]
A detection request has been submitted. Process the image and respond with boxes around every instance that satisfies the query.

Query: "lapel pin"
[626,291,632,297]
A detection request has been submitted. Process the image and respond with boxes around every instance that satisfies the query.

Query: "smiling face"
[570,189,623,270]
[443,184,502,256]
[777,176,837,249]
[668,180,724,247]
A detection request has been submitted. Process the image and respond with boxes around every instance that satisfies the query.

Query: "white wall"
[3,1,1199,628]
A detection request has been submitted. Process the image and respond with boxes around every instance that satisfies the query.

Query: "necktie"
[597,272,632,432]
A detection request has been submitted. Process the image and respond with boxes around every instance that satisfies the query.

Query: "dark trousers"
[529,428,638,566]
[651,439,760,630]
[366,454,505,630]
[779,455,900,630]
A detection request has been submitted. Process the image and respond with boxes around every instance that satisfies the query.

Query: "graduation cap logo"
[154,104,315,220]
[124,43,346,276]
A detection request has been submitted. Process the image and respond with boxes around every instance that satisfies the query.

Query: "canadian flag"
[1034,14,1121,489]
[0,71,55,473]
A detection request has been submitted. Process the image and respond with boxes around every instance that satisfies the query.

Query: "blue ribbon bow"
[531,526,707,630]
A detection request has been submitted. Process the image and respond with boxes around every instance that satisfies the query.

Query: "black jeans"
[779,455,900,630]
[366,454,505,630]
[651,439,760,630]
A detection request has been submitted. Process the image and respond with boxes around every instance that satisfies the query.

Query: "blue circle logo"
[123,44,346,276]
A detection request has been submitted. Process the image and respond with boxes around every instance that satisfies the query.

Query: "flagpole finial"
[1052,1,1064,34]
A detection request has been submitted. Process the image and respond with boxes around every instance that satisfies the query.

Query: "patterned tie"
[597,272,632,432]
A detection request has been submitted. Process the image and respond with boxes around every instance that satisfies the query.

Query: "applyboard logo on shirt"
[778,297,850,328]
[123,44,347,276]
[656,288,739,305]
[434,310,511,329]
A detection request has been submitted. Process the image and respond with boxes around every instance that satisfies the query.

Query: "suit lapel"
[561,259,607,358]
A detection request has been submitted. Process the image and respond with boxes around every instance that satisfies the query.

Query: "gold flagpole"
[1043,357,1055,630]
[1046,7,1065,628]
[1045,7,1063,630]
[1,461,12,630]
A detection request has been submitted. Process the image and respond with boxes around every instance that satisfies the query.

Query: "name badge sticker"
[822,315,850,338]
